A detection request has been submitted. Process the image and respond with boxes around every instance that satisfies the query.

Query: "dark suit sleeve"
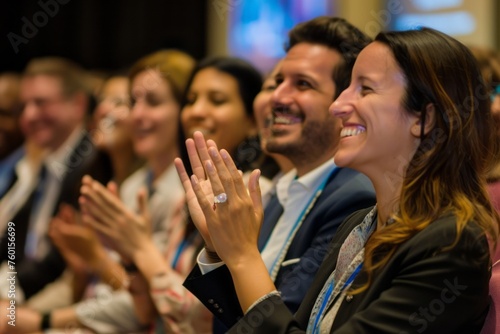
[183,263,244,328]
[228,294,304,334]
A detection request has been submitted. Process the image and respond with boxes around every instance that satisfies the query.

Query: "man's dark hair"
[286,16,372,98]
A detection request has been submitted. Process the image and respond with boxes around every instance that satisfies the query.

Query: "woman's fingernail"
[209,147,218,158]
[205,160,215,173]
[191,174,199,185]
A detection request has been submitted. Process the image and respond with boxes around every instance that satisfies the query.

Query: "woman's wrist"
[132,240,170,281]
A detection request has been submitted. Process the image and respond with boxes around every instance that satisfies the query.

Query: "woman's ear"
[410,103,436,138]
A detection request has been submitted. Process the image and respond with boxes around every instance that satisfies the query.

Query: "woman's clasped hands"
[174,131,263,269]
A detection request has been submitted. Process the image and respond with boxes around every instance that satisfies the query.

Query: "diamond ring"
[214,193,228,204]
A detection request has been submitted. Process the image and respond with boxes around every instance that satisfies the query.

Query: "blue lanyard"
[146,169,155,197]
[265,167,339,278]
[171,239,187,269]
[311,262,363,334]
[171,230,199,269]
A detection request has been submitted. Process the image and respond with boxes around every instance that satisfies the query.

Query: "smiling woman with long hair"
[176,27,500,333]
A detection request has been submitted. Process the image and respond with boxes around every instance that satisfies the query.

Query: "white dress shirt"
[260,159,337,279]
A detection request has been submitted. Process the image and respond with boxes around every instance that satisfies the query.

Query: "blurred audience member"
[90,75,140,185]
[471,46,500,334]
[72,50,196,333]
[469,45,500,136]
[0,57,100,305]
[0,72,23,161]
[0,72,25,196]
[42,74,140,307]
[80,56,267,333]
[1,50,196,334]
[180,56,274,197]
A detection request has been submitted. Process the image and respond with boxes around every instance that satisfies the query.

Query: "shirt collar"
[44,125,86,178]
[276,159,337,205]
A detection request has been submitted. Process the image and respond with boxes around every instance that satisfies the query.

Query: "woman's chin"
[333,150,354,168]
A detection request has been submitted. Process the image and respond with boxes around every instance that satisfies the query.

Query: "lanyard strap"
[171,239,187,270]
[311,262,363,334]
[267,167,339,281]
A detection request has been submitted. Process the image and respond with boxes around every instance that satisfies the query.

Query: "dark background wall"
[0,0,207,73]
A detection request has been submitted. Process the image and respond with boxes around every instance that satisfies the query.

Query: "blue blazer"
[184,167,376,329]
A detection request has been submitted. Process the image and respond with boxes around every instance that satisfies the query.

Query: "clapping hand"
[175,131,263,267]
[79,175,151,261]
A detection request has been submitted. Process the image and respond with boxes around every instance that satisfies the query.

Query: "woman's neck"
[372,178,402,229]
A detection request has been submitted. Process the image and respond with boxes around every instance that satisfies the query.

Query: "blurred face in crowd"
[92,77,132,152]
[130,69,179,161]
[20,75,85,150]
[330,42,420,178]
[0,74,23,159]
[253,63,280,153]
[267,43,341,167]
[181,67,256,155]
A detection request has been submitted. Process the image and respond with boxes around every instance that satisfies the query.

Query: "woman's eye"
[145,95,163,106]
[297,80,312,89]
[185,96,195,105]
[360,85,372,95]
[263,84,276,92]
[211,98,227,106]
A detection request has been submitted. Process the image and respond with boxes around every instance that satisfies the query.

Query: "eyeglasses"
[492,84,500,101]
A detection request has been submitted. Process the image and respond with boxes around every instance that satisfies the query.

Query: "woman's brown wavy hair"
[354,28,500,293]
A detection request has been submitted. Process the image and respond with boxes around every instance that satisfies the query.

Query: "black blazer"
[229,207,491,333]
[184,167,376,328]
[0,132,110,299]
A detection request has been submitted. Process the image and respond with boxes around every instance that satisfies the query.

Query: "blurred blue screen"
[228,0,335,73]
